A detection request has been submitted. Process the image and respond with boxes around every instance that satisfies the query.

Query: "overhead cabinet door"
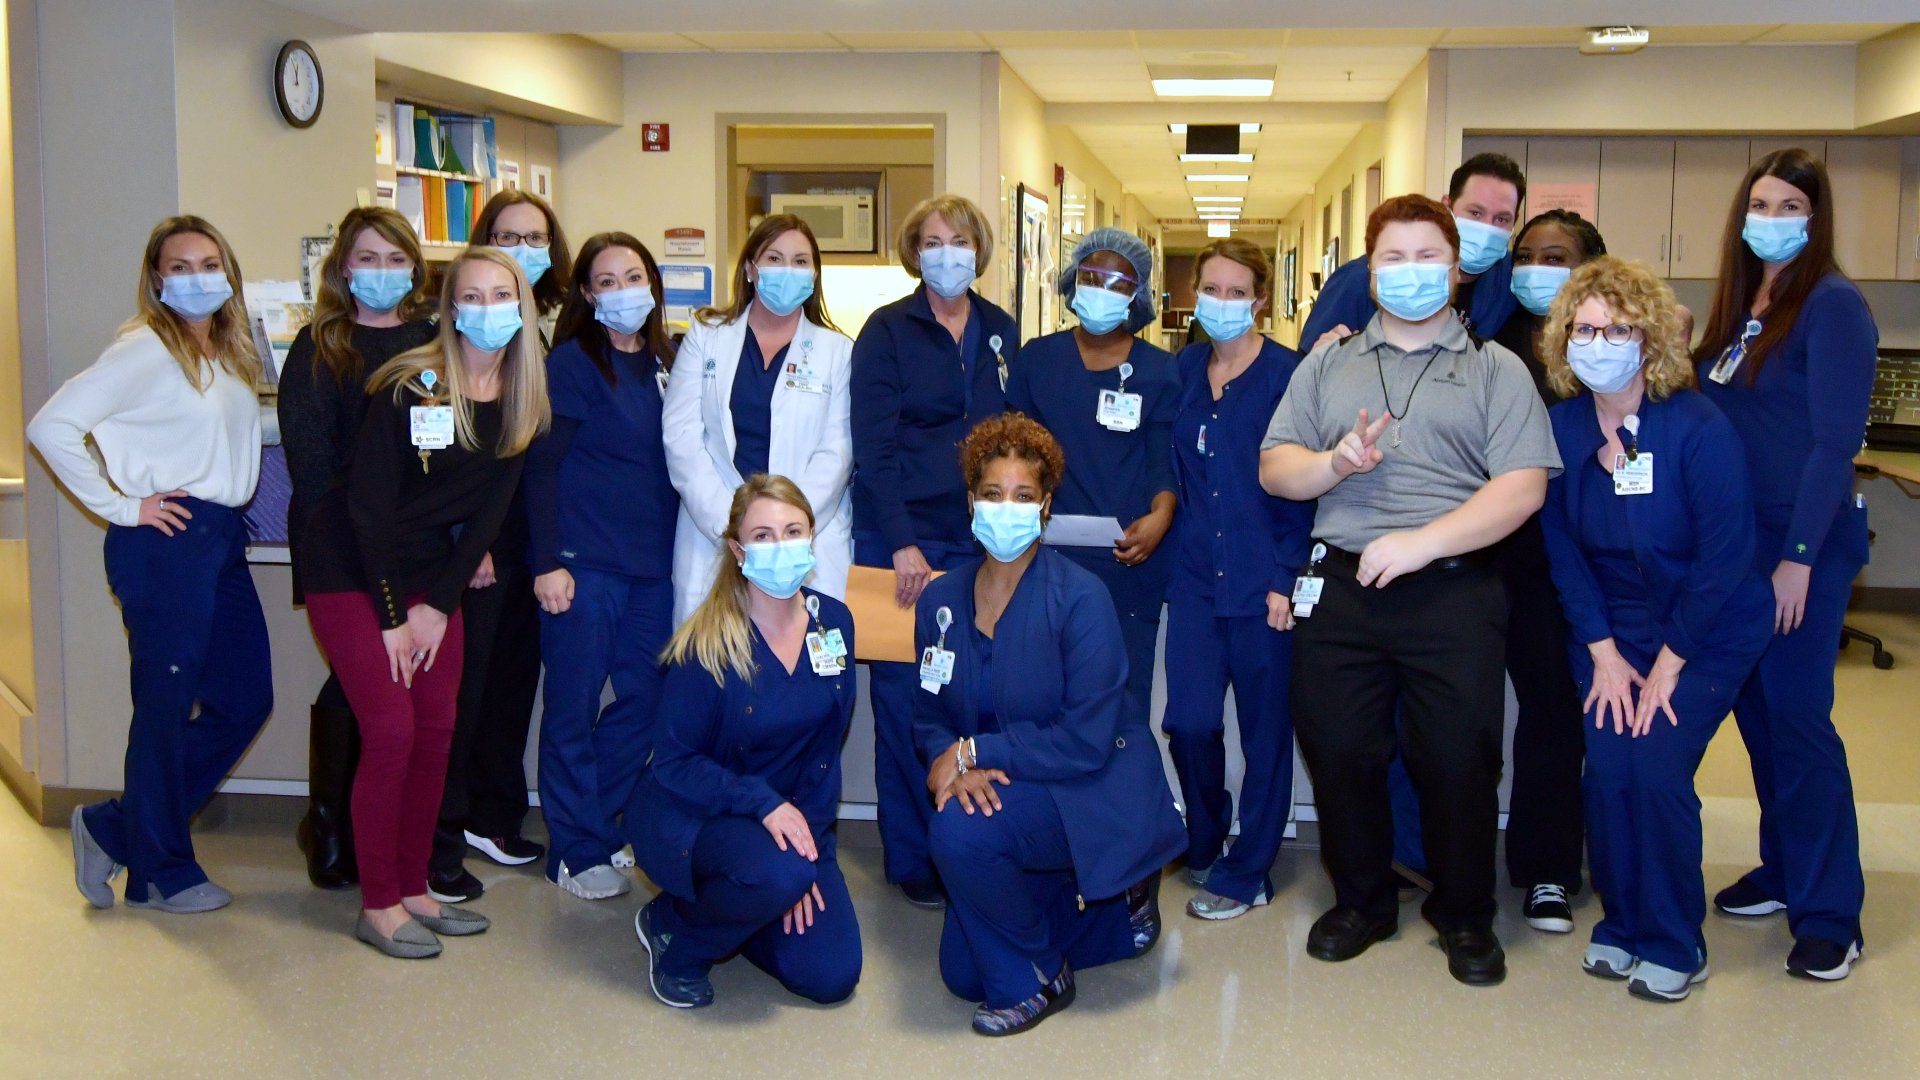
[1596,139,1675,275]
[1670,139,1749,279]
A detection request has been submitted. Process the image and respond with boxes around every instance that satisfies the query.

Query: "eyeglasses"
[1075,266,1139,298]
[490,230,551,248]
[1569,323,1641,346]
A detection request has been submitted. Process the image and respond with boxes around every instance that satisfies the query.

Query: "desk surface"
[1859,449,1920,486]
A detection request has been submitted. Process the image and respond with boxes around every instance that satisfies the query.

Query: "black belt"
[1317,543,1493,576]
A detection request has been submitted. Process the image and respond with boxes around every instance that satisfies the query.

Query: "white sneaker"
[1628,957,1709,1002]
[555,861,631,900]
[1582,943,1638,980]
[611,848,636,869]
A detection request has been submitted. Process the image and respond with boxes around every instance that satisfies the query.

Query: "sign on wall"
[1528,183,1598,223]
[643,123,670,152]
[664,227,706,256]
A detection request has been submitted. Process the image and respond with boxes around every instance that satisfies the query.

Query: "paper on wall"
[375,107,394,165]
[242,280,310,380]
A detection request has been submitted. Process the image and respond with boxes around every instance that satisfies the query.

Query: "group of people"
[28,143,1874,1033]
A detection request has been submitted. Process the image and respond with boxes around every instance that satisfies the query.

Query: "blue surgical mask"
[454,301,524,352]
[1742,213,1810,264]
[500,243,552,286]
[349,267,414,313]
[739,538,816,599]
[158,272,233,321]
[1566,337,1643,395]
[753,266,816,316]
[1510,265,1571,316]
[1454,217,1512,275]
[1193,293,1256,342]
[971,500,1043,563]
[1372,262,1454,322]
[1070,285,1131,335]
[920,245,977,299]
[593,286,656,337]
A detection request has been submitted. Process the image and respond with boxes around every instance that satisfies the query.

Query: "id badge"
[655,365,670,395]
[410,405,455,449]
[1291,541,1328,618]
[1706,349,1740,385]
[1196,424,1208,455]
[821,627,847,658]
[1613,452,1654,495]
[784,360,827,395]
[806,632,846,675]
[1096,389,1143,432]
[919,646,955,694]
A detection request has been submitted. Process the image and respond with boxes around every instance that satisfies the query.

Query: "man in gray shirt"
[1259,194,1561,987]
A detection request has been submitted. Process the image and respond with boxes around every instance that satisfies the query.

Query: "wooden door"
[1596,139,1676,274]
[1827,138,1902,281]
[1670,139,1750,279]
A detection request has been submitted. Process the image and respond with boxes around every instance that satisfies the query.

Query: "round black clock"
[274,40,323,129]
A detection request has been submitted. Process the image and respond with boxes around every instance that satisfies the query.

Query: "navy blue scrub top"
[1570,455,1660,662]
[973,625,1000,734]
[525,338,678,579]
[1169,338,1316,618]
[1006,330,1179,525]
[732,328,788,481]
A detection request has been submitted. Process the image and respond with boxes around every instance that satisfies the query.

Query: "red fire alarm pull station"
[643,123,670,152]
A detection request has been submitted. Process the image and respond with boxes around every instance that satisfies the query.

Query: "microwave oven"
[768,192,875,253]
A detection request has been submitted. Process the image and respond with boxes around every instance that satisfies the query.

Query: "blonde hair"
[665,475,816,685]
[1192,237,1273,299]
[368,246,551,456]
[897,194,995,279]
[310,207,434,385]
[120,216,262,391]
[1542,256,1694,402]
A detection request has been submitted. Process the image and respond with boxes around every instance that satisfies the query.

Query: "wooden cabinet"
[1827,138,1902,281]
[1750,138,1824,165]
[1669,139,1749,279]
[1596,139,1675,274]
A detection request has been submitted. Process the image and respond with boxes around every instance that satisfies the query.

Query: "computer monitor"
[1868,347,1920,451]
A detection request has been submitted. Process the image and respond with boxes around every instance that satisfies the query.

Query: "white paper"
[499,159,520,191]
[1042,514,1125,548]
[374,107,394,165]
[530,164,552,200]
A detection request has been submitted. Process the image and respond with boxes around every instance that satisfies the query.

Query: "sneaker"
[126,880,233,914]
[1583,943,1639,980]
[1628,957,1710,1002]
[1185,863,1211,888]
[634,899,713,1008]
[555,862,631,900]
[971,962,1074,1036]
[1187,876,1272,921]
[611,848,636,869]
[898,879,947,909]
[1128,873,1163,954]
[1714,875,1787,917]
[427,866,485,904]
[464,831,544,867]
[70,806,123,910]
[1786,937,1862,981]
[1524,884,1574,934]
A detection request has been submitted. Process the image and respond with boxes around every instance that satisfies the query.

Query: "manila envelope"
[844,564,945,662]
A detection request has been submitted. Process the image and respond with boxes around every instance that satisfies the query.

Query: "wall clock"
[275,40,323,129]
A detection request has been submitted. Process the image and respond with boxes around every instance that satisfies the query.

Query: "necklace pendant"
[1389,422,1402,449]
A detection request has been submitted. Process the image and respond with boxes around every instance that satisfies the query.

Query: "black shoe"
[1714,875,1787,917]
[465,831,544,867]
[298,704,361,890]
[972,962,1075,1036]
[1441,928,1507,986]
[427,866,484,904]
[899,879,947,909]
[1523,884,1574,934]
[1785,936,1862,981]
[1306,906,1398,962]
[1127,872,1163,955]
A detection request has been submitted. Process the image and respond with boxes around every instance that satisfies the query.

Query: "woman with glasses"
[1536,256,1772,1001]
[1005,228,1177,714]
[1695,148,1875,982]
[474,190,573,331]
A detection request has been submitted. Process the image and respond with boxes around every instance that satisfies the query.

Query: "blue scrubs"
[525,338,679,879]
[626,591,861,1002]
[1540,390,1773,972]
[1300,253,1518,348]
[1163,338,1314,905]
[732,328,788,480]
[850,286,1018,888]
[1699,273,1875,950]
[914,549,1187,1008]
[1006,330,1179,714]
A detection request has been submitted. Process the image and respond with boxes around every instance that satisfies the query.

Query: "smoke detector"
[1581,27,1649,55]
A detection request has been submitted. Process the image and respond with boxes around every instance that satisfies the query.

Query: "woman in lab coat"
[662,215,854,624]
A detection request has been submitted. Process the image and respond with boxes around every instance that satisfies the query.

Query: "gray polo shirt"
[1262,314,1562,552]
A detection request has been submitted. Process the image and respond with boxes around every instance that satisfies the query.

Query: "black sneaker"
[635,898,714,1008]
[1785,936,1862,981]
[464,831,544,867]
[1523,884,1574,934]
[898,879,947,909]
[427,866,484,904]
[971,962,1074,1036]
[1714,875,1787,917]
[1127,872,1163,955]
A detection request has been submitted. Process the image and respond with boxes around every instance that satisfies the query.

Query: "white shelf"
[396,164,487,184]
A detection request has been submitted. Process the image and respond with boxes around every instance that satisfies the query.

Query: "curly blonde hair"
[1542,256,1694,401]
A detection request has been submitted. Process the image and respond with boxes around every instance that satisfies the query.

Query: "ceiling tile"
[1131,30,1297,49]
[1644,25,1780,44]
[979,31,1139,49]
[580,32,705,51]
[678,31,846,51]
[1750,22,1907,43]
[1286,28,1448,47]
[828,31,991,51]
[1437,27,1587,46]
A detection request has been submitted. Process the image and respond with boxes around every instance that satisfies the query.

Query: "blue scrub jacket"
[1300,253,1518,348]
[912,548,1188,901]
[628,590,858,901]
[1539,389,1773,669]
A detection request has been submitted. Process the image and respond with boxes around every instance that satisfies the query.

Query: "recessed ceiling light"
[1167,123,1261,134]
[1193,196,1244,202]
[1153,79,1274,98]
[1180,154,1253,163]
[1198,211,1241,218]
[1187,174,1249,183]
[1207,221,1232,237]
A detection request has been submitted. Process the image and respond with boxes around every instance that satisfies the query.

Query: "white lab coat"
[661,309,854,625]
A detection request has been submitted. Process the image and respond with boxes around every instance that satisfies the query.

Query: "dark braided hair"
[1514,209,1606,261]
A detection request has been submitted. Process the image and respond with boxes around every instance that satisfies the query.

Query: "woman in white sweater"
[28,215,271,914]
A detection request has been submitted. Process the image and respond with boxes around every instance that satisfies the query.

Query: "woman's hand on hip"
[405,604,450,677]
[1585,638,1645,736]
[1771,560,1812,634]
[534,567,576,614]
[380,623,418,687]
[761,801,818,862]
[138,490,193,536]
[782,882,826,935]
[893,545,933,608]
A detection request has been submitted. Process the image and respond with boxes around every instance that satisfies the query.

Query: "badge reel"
[1096,361,1143,432]
[409,369,455,473]
[803,594,848,676]
[1613,414,1653,496]
[990,334,1008,393]
[1291,542,1328,618]
[920,606,956,694]
[1708,318,1763,385]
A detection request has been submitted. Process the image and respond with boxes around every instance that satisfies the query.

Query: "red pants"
[306,591,464,910]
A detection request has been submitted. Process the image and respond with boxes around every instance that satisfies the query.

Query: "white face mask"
[1566,337,1643,395]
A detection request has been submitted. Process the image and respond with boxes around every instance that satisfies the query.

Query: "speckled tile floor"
[3,797,1917,1080]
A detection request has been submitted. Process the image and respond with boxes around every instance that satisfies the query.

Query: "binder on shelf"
[423,177,447,243]
[446,181,471,244]
[393,103,415,170]
[396,175,425,237]
[413,113,444,170]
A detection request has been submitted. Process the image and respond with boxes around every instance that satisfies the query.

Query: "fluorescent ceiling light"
[1193,196,1244,203]
[1154,79,1274,98]
[1169,123,1261,134]
[1180,154,1253,163]
[1198,212,1241,219]
[1187,174,1249,183]
[1207,221,1232,237]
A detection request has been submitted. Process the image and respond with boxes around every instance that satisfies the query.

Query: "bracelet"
[954,738,973,776]
[965,737,977,771]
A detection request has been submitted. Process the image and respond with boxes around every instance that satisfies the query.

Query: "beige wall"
[736,127,935,167]
[372,33,624,127]
[1382,55,1430,200]
[1858,26,1920,133]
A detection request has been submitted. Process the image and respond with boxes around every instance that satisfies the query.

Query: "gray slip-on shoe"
[414,904,490,936]
[126,880,232,914]
[70,806,123,910]
[556,862,631,900]
[356,912,443,959]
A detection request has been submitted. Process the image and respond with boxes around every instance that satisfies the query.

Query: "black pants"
[1292,554,1507,932]
[1494,515,1587,892]
[433,559,540,870]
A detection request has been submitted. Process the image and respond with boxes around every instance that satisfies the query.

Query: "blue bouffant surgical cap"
[1057,226,1157,334]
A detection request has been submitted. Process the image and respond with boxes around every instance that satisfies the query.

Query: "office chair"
[1839,521,1894,670]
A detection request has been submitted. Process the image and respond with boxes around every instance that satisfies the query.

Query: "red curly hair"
[960,412,1066,496]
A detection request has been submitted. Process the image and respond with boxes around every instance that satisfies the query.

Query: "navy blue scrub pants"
[84,501,273,901]
[1060,546,1169,718]
[655,816,862,1004]
[1161,600,1294,905]
[538,568,673,879]
[929,783,1136,1009]
[858,533,975,888]
[1731,533,1867,948]
[1583,648,1758,974]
